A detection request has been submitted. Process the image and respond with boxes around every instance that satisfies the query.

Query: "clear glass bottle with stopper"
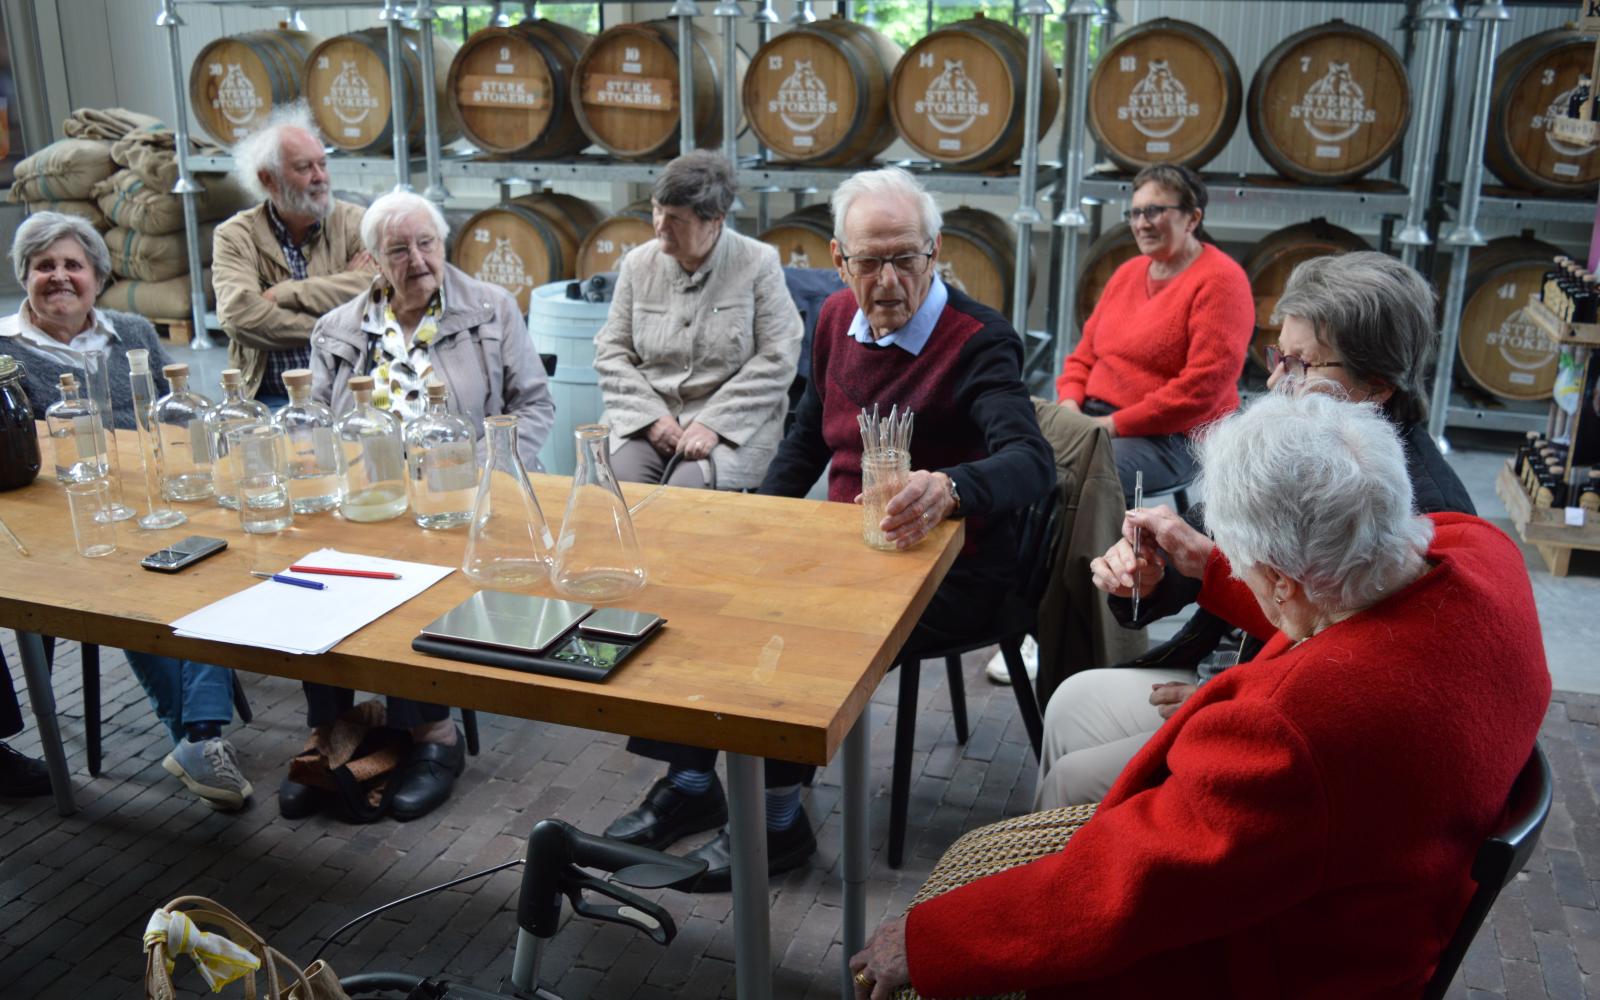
[203,368,271,510]
[125,349,185,530]
[45,373,108,484]
[405,380,477,530]
[79,349,136,521]
[462,413,553,586]
[335,374,408,522]
[274,368,342,514]
[151,363,214,502]
[552,424,647,602]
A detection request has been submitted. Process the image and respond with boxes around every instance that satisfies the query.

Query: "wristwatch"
[944,474,961,514]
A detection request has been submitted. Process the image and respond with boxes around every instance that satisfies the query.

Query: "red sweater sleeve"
[904,698,1328,995]
[1196,547,1277,640]
[1110,253,1255,438]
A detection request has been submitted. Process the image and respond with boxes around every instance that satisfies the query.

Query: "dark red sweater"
[906,514,1551,998]
[1056,243,1254,437]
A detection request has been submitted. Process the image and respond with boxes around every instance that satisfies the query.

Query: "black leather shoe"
[390,731,466,821]
[277,776,322,819]
[0,741,51,798]
[682,806,818,893]
[603,775,728,850]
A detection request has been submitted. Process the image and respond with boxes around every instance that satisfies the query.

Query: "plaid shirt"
[259,202,319,397]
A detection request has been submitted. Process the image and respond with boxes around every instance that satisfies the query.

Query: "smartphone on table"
[141,536,228,573]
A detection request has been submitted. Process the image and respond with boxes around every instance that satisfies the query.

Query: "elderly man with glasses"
[599,165,1053,892]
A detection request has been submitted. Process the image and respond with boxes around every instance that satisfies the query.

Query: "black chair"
[1421,742,1553,1000]
[887,486,1060,869]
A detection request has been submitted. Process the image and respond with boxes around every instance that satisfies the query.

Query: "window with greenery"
[426,3,600,44]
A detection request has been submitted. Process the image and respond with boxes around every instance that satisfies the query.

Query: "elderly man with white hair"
[600,166,1053,892]
[213,103,375,405]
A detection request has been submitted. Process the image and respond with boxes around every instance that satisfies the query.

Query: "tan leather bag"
[143,895,350,1000]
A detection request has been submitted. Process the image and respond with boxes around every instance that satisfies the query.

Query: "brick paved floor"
[1,630,1597,999]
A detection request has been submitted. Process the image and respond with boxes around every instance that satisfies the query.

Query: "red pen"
[287,565,402,580]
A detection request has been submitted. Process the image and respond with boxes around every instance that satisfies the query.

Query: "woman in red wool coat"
[850,389,1551,1000]
[1056,162,1254,503]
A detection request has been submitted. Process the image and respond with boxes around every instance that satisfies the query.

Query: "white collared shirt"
[0,303,117,366]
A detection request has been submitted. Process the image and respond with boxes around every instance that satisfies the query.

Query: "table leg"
[16,631,74,815]
[840,703,869,997]
[726,752,771,1000]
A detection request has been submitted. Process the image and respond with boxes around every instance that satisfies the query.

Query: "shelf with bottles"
[1495,457,1600,575]
[1527,296,1600,347]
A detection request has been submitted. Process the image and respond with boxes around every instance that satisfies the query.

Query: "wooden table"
[0,425,960,999]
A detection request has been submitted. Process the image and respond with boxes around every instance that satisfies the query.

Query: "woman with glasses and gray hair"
[1035,251,1475,811]
[850,388,1548,999]
[1055,162,1254,502]
[592,150,802,490]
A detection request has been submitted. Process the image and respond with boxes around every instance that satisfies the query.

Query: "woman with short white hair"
[849,389,1550,998]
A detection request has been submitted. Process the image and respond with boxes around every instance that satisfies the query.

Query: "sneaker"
[163,737,252,811]
[984,636,1039,686]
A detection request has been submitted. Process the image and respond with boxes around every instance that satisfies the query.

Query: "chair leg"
[945,655,968,745]
[231,673,253,725]
[81,644,101,777]
[1174,487,1192,517]
[461,708,480,756]
[1003,639,1044,760]
[889,656,920,870]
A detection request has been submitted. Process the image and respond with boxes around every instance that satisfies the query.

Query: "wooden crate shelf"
[1495,460,1600,576]
[1525,296,1600,348]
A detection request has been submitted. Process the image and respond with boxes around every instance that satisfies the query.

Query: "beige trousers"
[1034,665,1194,810]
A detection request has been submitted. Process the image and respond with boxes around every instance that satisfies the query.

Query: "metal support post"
[754,1,778,164]
[1428,0,1509,448]
[671,1,701,155]
[1050,0,1103,376]
[717,0,742,197]
[839,704,870,998]
[1010,1,1054,338]
[790,0,817,25]
[17,632,73,815]
[382,0,413,191]
[157,0,218,351]
[1394,1,1460,268]
[285,8,308,31]
[415,0,451,203]
[726,752,772,1000]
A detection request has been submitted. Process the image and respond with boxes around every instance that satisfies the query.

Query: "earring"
[1274,596,1285,605]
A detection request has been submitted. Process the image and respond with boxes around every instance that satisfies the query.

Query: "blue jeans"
[123,651,234,744]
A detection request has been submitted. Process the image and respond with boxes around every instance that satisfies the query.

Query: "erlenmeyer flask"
[552,424,647,602]
[462,414,553,587]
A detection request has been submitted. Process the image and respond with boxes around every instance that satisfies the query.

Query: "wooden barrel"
[890,15,1059,171]
[1485,29,1600,196]
[1245,21,1410,185]
[449,193,605,314]
[1240,219,1370,370]
[1076,223,1141,328]
[304,27,462,154]
[1088,18,1240,172]
[744,17,902,167]
[447,20,592,158]
[191,29,322,145]
[758,203,835,270]
[576,199,655,278]
[1457,236,1566,402]
[939,207,1032,318]
[572,20,747,160]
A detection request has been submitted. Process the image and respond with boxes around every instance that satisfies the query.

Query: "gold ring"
[854,971,874,988]
[920,510,932,526]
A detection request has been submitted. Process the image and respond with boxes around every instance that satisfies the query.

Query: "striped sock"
[765,784,801,832]
[667,767,714,796]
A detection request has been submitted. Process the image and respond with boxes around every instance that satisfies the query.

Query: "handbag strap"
[144,896,317,1000]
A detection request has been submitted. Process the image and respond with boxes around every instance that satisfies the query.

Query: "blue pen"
[249,571,326,591]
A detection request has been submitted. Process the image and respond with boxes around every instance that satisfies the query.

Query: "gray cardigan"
[0,309,171,428]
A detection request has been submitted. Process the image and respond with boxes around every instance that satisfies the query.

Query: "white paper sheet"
[171,548,455,655]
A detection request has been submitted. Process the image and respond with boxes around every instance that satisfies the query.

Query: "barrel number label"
[476,237,534,298]
[769,59,839,144]
[321,59,380,133]
[210,63,265,127]
[582,73,675,111]
[622,47,642,75]
[1536,81,1598,158]
[1118,59,1200,151]
[1292,61,1377,145]
[915,59,990,138]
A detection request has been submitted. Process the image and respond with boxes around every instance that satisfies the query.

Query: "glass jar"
[0,355,41,492]
[45,372,108,484]
[204,368,272,510]
[274,368,343,514]
[405,381,477,530]
[152,364,215,502]
[335,374,408,522]
[860,448,911,551]
[463,414,553,586]
[551,423,646,601]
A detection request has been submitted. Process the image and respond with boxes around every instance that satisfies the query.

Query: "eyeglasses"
[839,246,935,278]
[1124,204,1182,223]
[383,236,439,263]
[1266,345,1345,379]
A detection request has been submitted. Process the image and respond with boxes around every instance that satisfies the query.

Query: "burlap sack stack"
[6,137,118,231]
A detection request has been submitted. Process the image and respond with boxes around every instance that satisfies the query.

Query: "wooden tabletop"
[0,424,961,766]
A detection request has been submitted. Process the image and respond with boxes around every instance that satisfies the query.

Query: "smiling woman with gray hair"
[849,389,1550,999]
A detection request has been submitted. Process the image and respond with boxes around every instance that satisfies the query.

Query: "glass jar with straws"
[858,403,915,551]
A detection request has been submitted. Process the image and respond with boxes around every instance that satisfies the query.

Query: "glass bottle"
[462,413,553,586]
[0,355,42,492]
[335,374,408,522]
[152,363,215,502]
[45,373,108,484]
[274,368,343,514]
[79,349,136,521]
[204,368,272,510]
[1579,471,1600,514]
[125,350,185,530]
[405,381,478,530]
[551,423,647,602]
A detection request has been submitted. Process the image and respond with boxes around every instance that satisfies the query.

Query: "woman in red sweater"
[1056,163,1254,501]
[849,389,1550,999]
